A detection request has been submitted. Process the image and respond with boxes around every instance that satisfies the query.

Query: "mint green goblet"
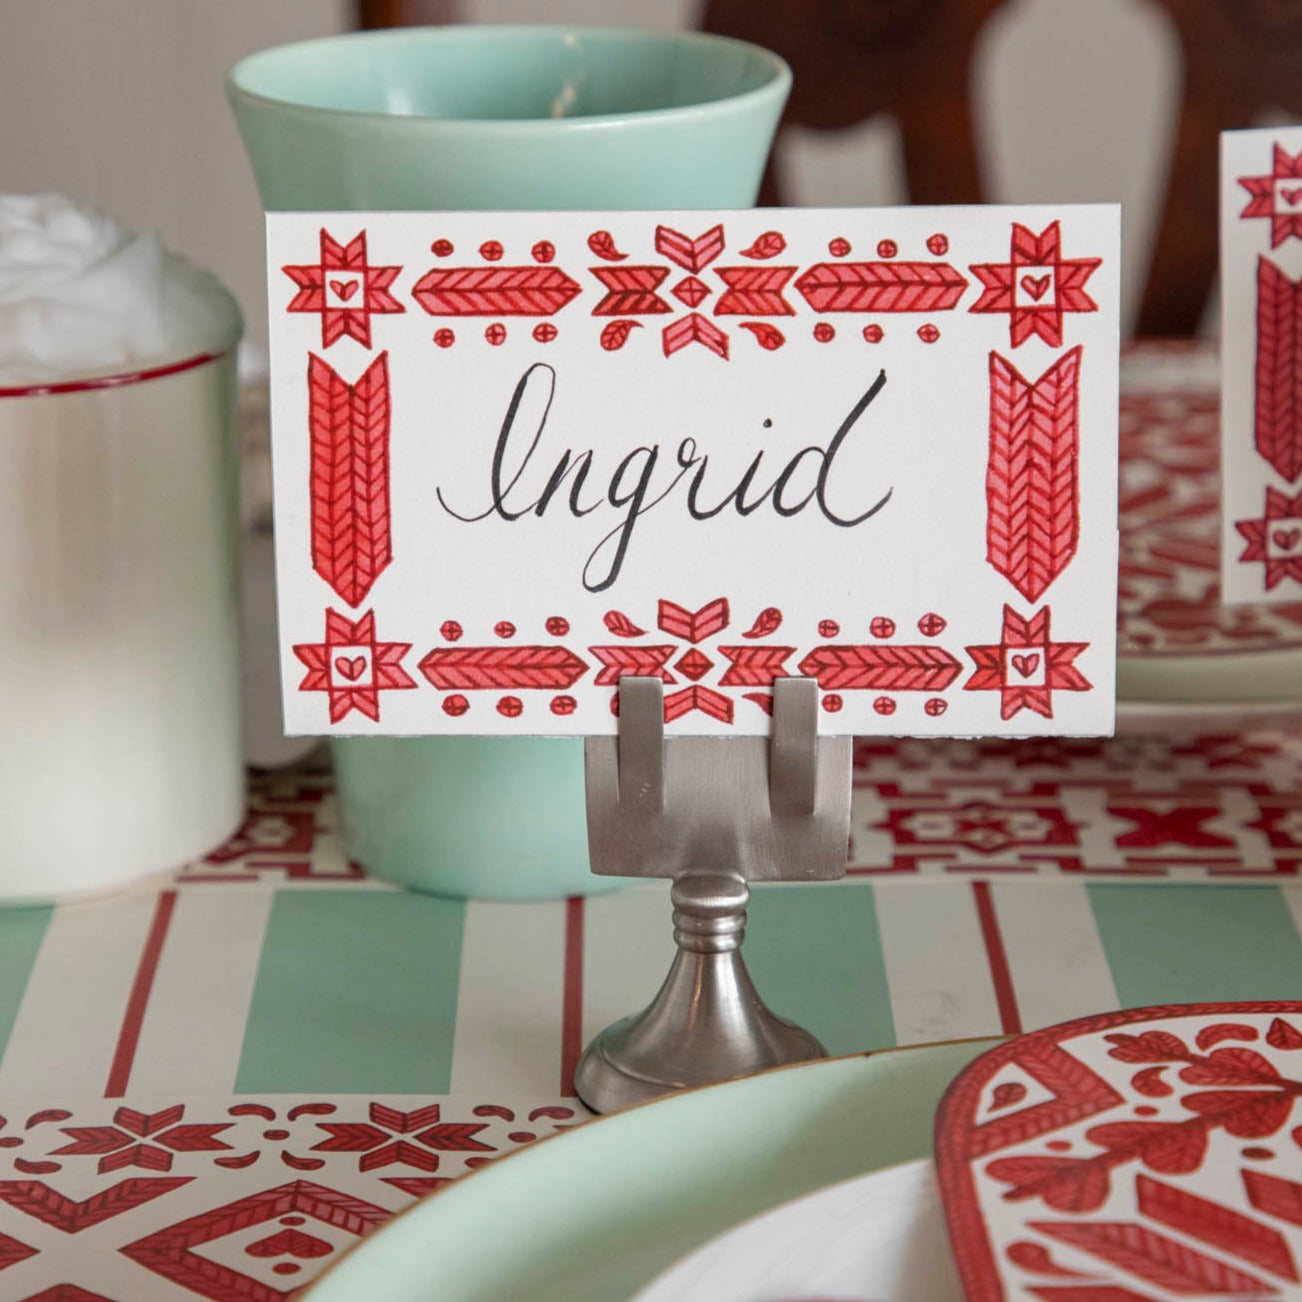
[228,26,790,900]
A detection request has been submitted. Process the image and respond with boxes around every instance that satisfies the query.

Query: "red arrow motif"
[795,261,968,312]
[798,644,962,690]
[412,265,581,316]
[418,646,588,691]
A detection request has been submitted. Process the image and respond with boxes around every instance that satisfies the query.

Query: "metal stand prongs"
[574,675,853,1114]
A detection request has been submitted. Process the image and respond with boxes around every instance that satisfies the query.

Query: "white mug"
[0,350,245,900]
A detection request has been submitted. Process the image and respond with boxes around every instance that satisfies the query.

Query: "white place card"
[1221,126,1302,605]
[267,206,1119,737]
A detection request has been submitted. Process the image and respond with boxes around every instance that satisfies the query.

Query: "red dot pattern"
[479,240,504,261]
[545,616,570,636]
[877,240,898,258]
[532,323,557,343]
[550,695,577,716]
[485,323,507,345]
[822,694,843,712]
[869,617,896,639]
[431,239,453,256]
[433,329,455,348]
[813,323,835,343]
[818,619,840,638]
[925,698,948,716]
[440,621,463,642]
[531,240,555,263]
[917,324,941,343]
[926,233,949,256]
[862,324,883,343]
[873,696,896,715]
[828,237,851,257]
[494,621,516,639]
[497,696,523,718]
[443,695,469,717]
[918,612,947,637]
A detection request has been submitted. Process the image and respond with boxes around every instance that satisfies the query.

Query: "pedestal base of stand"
[573,873,827,1114]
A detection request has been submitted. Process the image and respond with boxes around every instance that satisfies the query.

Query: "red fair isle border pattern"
[0,1096,576,1301]
[934,1002,1302,1302]
[283,219,1099,360]
[409,597,1095,728]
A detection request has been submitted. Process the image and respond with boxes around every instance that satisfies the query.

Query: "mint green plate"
[305,1038,997,1302]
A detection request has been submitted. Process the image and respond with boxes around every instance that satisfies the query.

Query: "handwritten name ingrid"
[436,363,894,593]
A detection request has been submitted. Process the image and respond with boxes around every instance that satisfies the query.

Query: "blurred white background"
[0,0,1195,346]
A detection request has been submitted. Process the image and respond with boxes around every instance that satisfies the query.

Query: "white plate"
[634,1157,959,1302]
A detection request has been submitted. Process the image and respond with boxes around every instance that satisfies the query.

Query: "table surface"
[3,350,1302,1301]
[0,722,1300,1300]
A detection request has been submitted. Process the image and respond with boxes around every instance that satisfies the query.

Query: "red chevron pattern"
[417,646,589,691]
[308,353,392,607]
[0,1178,190,1233]
[410,265,580,316]
[797,644,963,690]
[661,313,729,359]
[717,644,796,685]
[1254,256,1302,482]
[589,266,672,316]
[794,261,968,312]
[664,684,733,723]
[986,347,1083,602]
[655,223,725,273]
[588,645,678,686]
[713,266,797,316]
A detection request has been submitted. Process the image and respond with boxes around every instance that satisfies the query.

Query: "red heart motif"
[1011,653,1041,678]
[330,278,359,302]
[1020,273,1051,301]
[1281,186,1302,207]
[1272,527,1301,551]
[334,655,366,681]
[245,1228,333,1260]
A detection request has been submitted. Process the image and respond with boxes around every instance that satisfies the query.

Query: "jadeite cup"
[227,25,790,900]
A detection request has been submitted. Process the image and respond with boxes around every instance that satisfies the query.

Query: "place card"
[266,207,1119,737]
[1222,126,1302,605]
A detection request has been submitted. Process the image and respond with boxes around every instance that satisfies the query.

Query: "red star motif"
[52,1105,230,1174]
[293,608,416,723]
[310,1103,493,1173]
[283,229,404,348]
[969,222,1101,347]
[1237,486,1302,590]
[1238,145,1302,247]
[964,604,1091,720]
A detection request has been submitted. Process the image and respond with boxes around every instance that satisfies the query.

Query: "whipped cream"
[0,194,242,385]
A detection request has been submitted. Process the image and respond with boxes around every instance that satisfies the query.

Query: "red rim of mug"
[0,348,230,399]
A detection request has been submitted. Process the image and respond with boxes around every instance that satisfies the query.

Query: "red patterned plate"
[935,1001,1302,1301]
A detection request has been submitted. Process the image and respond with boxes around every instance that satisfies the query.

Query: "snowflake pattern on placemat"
[0,1096,577,1301]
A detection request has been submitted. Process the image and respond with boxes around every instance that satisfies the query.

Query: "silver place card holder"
[575,675,852,1113]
